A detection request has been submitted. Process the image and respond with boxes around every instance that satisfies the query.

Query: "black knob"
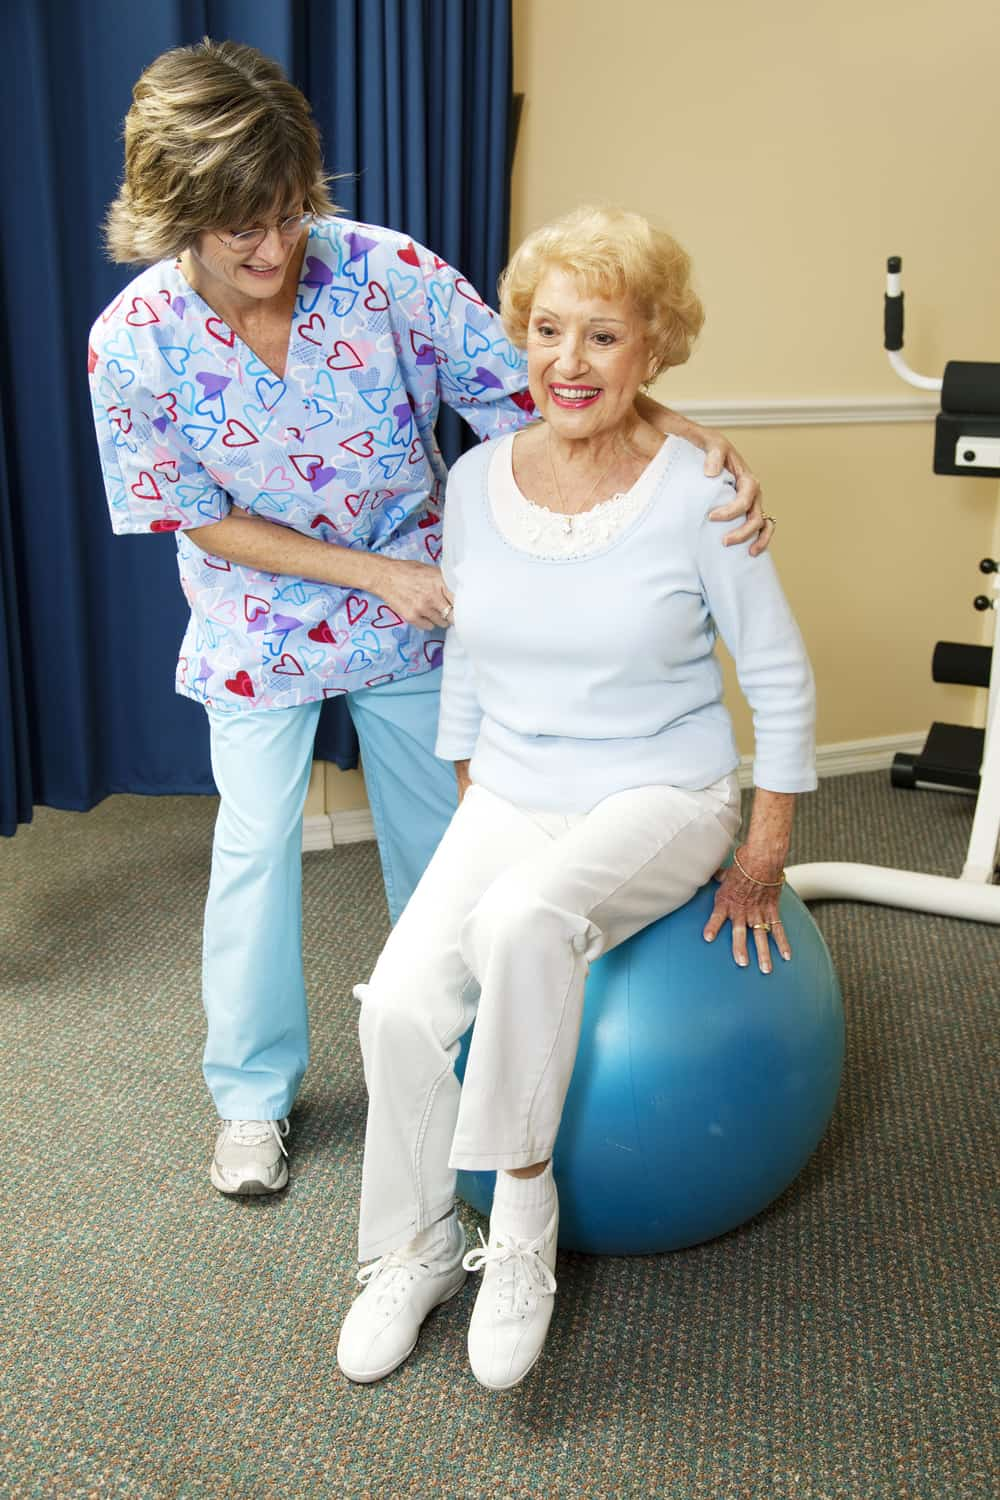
[981,558,998,574]
[964,450,977,463]
[887,256,901,273]
[973,595,993,611]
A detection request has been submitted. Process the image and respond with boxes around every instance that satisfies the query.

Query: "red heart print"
[131,472,163,501]
[87,345,98,375]
[409,329,434,359]
[310,513,336,531]
[346,594,368,625]
[204,556,232,571]
[206,316,236,347]
[225,670,255,698]
[454,278,485,306]
[345,491,367,517]
[308,620,339,645]
[326,341,363,371]
[418,511,440,529]
[298,313,326,345]
[424,532,442,561]
[397,242,420,267]
[423,640,444,664]
[108,405,133,434]
[512,390,536,415]
[408,440,423,464]
[323,687,347,699]
[101,294,125,323]
[150,518,181,533]
[364,281,389,312]
[290,453,323,481]
[126,297,160,327]
[222,420,257,447]
[153,460,179,483]
[155,392,179,422]
[340,431,375,458]
[244,595,270,622]
[272,654,304,676]
[373,605,403,629]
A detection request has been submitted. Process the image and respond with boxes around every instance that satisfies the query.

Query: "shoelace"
[226,1118,290,1157]
[462,1229,557,1318]
[356,1250,431,1312]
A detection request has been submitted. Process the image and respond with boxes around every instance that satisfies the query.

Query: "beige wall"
[510,0,1000,752]
[319,0,1000,809]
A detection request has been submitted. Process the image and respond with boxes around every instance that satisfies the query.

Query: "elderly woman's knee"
[460,875,592,970]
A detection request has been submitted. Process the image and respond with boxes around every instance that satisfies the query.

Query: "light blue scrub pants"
[202,670,456,1120]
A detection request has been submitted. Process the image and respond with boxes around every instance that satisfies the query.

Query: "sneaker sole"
[210,1161,289,1195]
[470,1344,545,1392]
[337,1269,467,1384]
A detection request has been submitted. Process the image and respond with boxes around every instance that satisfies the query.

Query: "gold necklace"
[546,428,622,534]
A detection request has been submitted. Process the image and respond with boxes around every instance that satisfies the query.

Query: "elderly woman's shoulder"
[666,435,737,511]
[447,435,498,490]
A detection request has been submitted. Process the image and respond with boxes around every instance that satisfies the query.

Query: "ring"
[751,922,772,932]
[442,603,453,620]
[764,514,777,529]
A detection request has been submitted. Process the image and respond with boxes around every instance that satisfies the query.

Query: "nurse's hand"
[369,557,454,630]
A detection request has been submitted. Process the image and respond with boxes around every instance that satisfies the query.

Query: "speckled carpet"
[2,773,997,1499]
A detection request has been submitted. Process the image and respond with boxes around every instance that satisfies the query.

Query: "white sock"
[405,1208,461,1263]
[491,1163,557,1243]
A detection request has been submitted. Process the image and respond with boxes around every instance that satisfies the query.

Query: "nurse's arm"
[186,510,453,631]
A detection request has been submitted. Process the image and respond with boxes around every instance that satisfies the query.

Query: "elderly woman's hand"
[700,431,773,556]
[703,830,793,974]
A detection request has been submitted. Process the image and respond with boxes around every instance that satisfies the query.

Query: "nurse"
[88,38,771,1197]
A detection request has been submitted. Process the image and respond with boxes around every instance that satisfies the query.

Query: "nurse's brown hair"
[103,38,340,265]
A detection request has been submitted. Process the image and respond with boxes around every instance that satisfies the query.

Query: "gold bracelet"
[732,848,786,888]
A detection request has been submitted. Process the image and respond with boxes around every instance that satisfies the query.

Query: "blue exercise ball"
[455,882,844,1254]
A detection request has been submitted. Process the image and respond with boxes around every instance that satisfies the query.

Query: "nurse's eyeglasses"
[215,213,313,252]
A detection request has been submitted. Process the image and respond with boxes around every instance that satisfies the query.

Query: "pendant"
[562,515,573,534]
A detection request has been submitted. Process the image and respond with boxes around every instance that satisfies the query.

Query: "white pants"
[355,777,741,1261]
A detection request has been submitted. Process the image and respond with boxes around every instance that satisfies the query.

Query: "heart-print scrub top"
[87,216,534,712]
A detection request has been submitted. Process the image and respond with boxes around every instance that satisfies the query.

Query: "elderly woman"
[88,40,770,1199]
[337,206,816,1390]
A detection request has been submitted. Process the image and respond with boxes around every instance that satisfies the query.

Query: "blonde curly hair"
[499,205,704,377]
[104,38,340,265]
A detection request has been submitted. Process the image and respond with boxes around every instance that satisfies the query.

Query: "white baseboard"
[302,732,927,849]
[302,807,375,852]
[738,730,925,787]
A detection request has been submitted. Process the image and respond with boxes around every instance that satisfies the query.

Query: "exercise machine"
[787,257,1000,921]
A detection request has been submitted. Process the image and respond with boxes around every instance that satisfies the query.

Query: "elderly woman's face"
[525,268,652,442]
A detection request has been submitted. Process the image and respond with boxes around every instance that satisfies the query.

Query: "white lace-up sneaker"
[463,1204,559,1390]
[210,1118,290,1195]
[337,1218,467,1384]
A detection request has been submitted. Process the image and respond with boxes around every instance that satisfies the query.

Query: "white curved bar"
[786,862,1000,923]
[887,349,943,392]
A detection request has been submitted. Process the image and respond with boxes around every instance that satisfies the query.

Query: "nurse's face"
[188,206,309,304]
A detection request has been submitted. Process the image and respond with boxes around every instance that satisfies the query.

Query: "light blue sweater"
[435,433,816,812]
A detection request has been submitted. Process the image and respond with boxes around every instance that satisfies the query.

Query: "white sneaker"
[337,1219,467,1384]
[210,1118,290,1195]
[463,1205,559,1390]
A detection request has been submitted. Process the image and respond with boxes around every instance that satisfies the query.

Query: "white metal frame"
[787,260,1000,923]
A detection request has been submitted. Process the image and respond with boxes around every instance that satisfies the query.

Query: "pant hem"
[358,1196,457,1264]
[449,1145,554,1173]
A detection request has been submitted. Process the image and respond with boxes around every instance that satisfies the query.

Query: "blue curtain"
[0,0,513,836]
